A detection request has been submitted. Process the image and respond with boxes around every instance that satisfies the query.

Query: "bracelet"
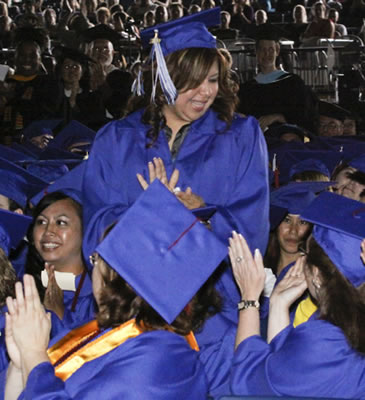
[238,299,260,311]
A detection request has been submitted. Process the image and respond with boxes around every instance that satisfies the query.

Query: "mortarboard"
[137,8,220,104]
[0,209,32,256]
[301,192,365,287]
[348,154,365,174]
[319,101,351,121]
[289,158,330,179]
[95,180,227,324]
[79,24,123,48]
[24,160,69,183]
[140,8,220,54]
[53,45,95,68]
[0,144,35,163]
[22,119,62,139]
[270,181,333,230]
[49,120,96,153]
[265,123,312,142]
[30,161,86,206]
[0,157,48,208]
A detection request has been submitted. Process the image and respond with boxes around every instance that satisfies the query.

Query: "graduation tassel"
[273,153,280,189]
[131,68,144,97]
[149,30,177,104]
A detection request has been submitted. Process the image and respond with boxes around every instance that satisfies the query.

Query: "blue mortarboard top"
[30,161,86,206]
[0,157,48,208]
[38,146,84,165]
[270,181,334,230]
[96,180,227,324]
[272,149,344,185]
[49,121,96,153]
[22,119,62,139]
[0,144,35,163]
[349,154,365,173]
[138,8,220,104]
[141,8,220,54]
[307,136,365,157]
[0,209,32,256]
[301,192,365,287]
[25,160,69,183]
[289,158,330,179]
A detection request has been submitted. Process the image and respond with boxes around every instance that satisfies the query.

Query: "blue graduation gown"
[82,108,269,260]
[230,315,365,398]
[50,272,96,338]
[1,329,208,400]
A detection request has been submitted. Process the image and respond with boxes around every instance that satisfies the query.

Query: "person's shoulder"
[95,109,147,140]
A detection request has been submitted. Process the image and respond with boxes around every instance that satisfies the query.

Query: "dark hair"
[306,236,365,354]
[127,47,238,147]
[8,198,23,212]
[96,257,223,335]
[0,248,16,307]
[264,216,312,276]
[25,191,83,300]
[348,170,365,198]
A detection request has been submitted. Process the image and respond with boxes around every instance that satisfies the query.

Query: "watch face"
[238,300,260,311]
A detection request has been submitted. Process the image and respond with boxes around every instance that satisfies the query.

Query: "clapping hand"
[228,231,266,301]
[270,256,308,310]
[137,157,179,192]
[6,275,51,381]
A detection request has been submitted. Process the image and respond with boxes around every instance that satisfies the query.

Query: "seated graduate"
[337,155,365,203]
[24,191,95,338]
[3,180,226,400]
[0,209,32,373]
[237,25,319,134]
[229,192,365,398]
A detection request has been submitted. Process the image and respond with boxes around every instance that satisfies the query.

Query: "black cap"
[54,45,95,68]
[79,24,122,48]
[319,101,351,122]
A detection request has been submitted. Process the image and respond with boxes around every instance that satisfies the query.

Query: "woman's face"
[277,214,311,255]
[334,166,355,192]
[33,199,83,272]
[163,61,219,131]
[62,58,83,85]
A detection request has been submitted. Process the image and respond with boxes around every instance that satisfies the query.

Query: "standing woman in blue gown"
[81,8,269,260]
[228,192,365,398]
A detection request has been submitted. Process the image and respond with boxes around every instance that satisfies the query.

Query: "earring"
[312,279,321,290]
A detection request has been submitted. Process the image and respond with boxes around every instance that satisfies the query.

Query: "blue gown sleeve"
[209,116,269,254]
[230,319,365,398]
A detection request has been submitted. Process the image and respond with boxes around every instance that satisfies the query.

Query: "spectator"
[302,1,335,45]
[255,9,267,25]
[284,4,308,46]
[143,9,155,27]
[155,5,169,23]
[317,101,348,136]
[327,7,348,37]
[169,2,184,19]
[238,25,319,133]
[211,10,239,40]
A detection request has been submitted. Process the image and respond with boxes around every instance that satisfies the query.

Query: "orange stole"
[47,319,199,382]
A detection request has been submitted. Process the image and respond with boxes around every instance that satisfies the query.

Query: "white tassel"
[131,68,144,96]
[149,30,177,104]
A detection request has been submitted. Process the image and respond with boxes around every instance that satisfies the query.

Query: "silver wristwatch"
[238,299,260,311]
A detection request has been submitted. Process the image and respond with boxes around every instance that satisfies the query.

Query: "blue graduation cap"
[0,144,35,163]
[0,209,32,256]
[138,8,220,104]
[349,154,365,173]
[270,181,334,230]
[22,119,62,139]
[30,161,86,206]
[301,192,365,287]
[95,180,227,324]
[0,157,48,208]
[24,160,69,183]
[49,120,96,153]
[289,158,330,180]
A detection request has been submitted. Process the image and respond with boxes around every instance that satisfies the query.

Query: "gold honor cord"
[48,319,199,381]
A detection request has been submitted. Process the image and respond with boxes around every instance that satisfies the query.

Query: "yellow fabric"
[293,296,317,328]
[47,319,199,381]
[11,74,37,82]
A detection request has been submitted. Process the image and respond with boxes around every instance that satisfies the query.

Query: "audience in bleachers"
[0,4,364,400]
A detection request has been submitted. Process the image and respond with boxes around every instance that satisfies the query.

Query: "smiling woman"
[25,192,95,338]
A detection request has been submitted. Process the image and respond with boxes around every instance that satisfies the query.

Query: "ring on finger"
[236,256,243,263]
